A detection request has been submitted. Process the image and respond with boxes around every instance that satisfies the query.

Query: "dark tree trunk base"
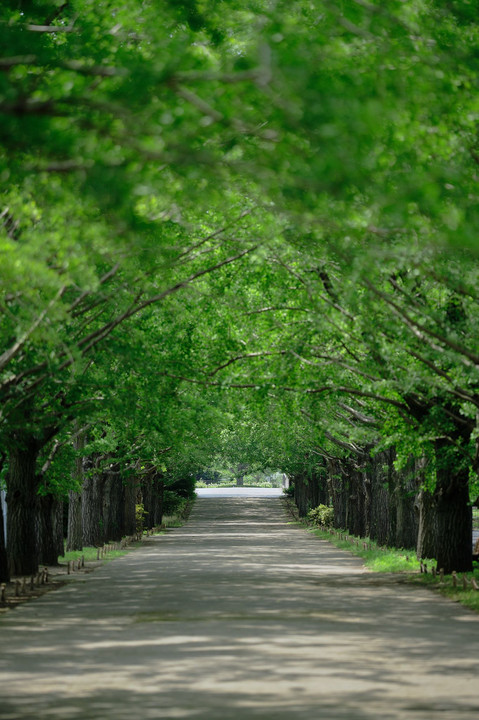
[7,437,40,577]
[434,439,473,574]
[0,497,9,583]
[37,494,63,566]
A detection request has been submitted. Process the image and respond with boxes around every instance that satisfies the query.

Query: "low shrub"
[135,503,148,534]
[307,504,334,528]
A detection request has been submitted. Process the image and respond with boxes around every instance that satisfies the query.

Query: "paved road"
[196,487,284,498]
[0,497,478,719]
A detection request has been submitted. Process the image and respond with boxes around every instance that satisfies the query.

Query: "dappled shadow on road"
[0,497,478,719]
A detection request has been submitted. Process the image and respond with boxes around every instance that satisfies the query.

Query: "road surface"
[0,495,478,719]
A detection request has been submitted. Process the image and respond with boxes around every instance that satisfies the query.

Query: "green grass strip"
[309,524,479,614]
[59,543,142,565]
[59,502,194,566]
[309,526,421,572]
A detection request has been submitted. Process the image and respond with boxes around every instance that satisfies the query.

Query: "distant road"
[195,486,283,498]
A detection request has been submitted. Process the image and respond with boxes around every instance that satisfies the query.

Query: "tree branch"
[175,209,253,262]
[307,384,411,412]
[121,246,257,320]
[244,305,308,315]
[0,286,66,374]
[41,439,62,476]
[25,24,75,33]
[206,350,287,377]
[363,277,479,367]
[69,263,120,313]
[338,402,379,426]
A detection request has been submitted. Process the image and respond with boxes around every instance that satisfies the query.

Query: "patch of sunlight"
[77,635,210,650]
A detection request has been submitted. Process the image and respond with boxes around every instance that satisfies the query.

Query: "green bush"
[135,503,147,533]
[307,504,334,528]
[163,490,192,516]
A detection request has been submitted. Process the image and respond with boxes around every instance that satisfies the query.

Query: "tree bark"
[434,438,472,573]
[236,463,247,487]
[415,488,437,560]
[327,459,347,528]
[292,473,309,517]
[103,468,124,541]
[346,465,366,537]
[66,427,86,551]
[140,474,152,529]
[82,456,107,546]
[123,479,137,535]
[55,499,64,557]
[0,492,9,582]
[144,473,164,528]
[7,435,40,576]
[361,464,373,540]
[155,476,165,526]
[316,470,329,506]
[393,455,417,550]
[67,489,82,551]
[37,493,63,565]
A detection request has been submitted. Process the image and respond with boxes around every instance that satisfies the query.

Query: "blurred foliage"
[1,0,479,515]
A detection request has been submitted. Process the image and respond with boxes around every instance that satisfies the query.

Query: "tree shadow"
[0,497,478,719]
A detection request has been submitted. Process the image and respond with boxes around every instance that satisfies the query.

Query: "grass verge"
[409,569,479,614]
[309,526,421,572]
[60,499,196,564]
[58,545,141,565]
[309,524,479,614]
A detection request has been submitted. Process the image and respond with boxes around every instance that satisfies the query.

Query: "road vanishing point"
[0,488,478,719]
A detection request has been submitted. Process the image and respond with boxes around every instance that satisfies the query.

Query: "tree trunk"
[292,473,309,517]
[415,489,437,560]
[155,476,165,526]
[37,494,63,565]
[67,490,82,551]
[7,436,40,576]
[0,492,9,582]
[299,468,328,509]
[123,479,136,535]
[393,456,417,550]
[146,474,164,527]
[394,485,417,549]
[82,456,107,546]
[316,470,329,506]
[362,451,389,545]
[103,468,124,541]
[347,466,366,537]
[55,500,64,557]
[434,438,472,574]
[327,460,347,528]
[413,455,437,560]
[361,465,373,540]
[67,427,86,551]
[236,463,248,487]
[140,475,152,529]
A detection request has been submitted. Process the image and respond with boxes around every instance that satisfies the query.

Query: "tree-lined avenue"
[0,495,478,719]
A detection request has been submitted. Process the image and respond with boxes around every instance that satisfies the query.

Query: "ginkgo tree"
[165,226,479,572]
[2,0,479,580]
